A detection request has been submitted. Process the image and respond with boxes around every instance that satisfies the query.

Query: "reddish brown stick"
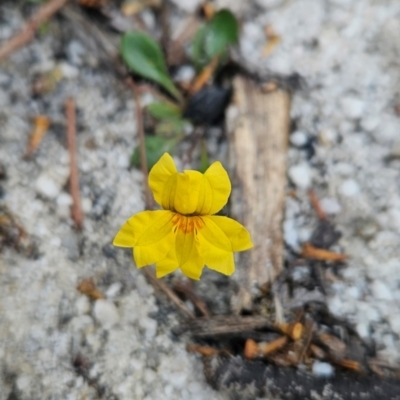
[65,98,84,229]
[0,0,69,62]
[126,78,154,210]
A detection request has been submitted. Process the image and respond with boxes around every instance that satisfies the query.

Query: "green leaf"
[147,102,182,121]
[155,119,186,138]
[131,136,177,169]
[121,31,181,101]
[190,9,239,68]
[204,10,239,59]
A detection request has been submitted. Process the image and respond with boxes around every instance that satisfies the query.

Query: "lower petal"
[133,230,176,268]
[200,243,235,276]
[156,248,179,278]
[181,255,204,280]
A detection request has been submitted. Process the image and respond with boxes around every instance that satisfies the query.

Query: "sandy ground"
[1,0,400,399]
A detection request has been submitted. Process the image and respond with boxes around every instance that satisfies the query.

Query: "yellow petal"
[174,217,205,279]
[113,210,174,248]
[156,247,179,278]
[197,216,235,275]
[202,161,231,215]
[206,216,253,251]
[133,229,176,268]
[148,153,177,207]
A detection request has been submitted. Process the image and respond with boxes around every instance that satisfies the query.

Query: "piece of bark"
[204,355,400,400]
[227,76,291,310]
[182,315,276,338]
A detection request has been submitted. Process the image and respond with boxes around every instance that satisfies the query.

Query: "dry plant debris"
[24,115,51,159]
[77,278,105,300]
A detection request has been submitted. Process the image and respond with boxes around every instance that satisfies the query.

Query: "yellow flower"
[113,153,253,280]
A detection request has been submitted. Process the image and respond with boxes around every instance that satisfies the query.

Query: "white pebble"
[106,282,122,298]
[290,131,308,147]
[93,299,119,329]
[168,371,187,390]
[76,296,91,315]
[81,197,92,214]
[174,65,196,83]
[338,179,360,197]
[371,281,393,300]
[283,219,299,250]
[341,96,365,119]
[320,197,342,214]
[288,163,312,188]
[139,317,158,339]
[312,361,334,377]
[169,0,202,13]
[356,322,370,339]
[56,193,73,206]
[59,62,79,79]
[36,174,62,199]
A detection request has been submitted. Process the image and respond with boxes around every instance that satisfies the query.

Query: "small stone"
[81,197,92,214]
[106,282,122,298]
[283,219,299,250]
[356,322,370,339]
[338,179,360,197]
[168,371,187,390]
[93,299,119,329]
[288,163,312,188]
[312,361,334,377]
[341,96,365,119]
[66,40,85,66]
[62,231,80,261]
[174,65,196,84]
[139,317,158,339]
[76,295,91,315]
[36,174,61,199]
[59,62,79,79]
[290,131,308,147]
[169,0,202,12]
[371,281,393,300]
[320,197,341,215]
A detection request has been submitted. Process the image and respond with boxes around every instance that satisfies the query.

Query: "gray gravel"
[1,0,400,399]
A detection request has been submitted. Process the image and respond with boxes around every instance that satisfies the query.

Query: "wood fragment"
[173,280,210,317]
[65,98,84,230]
[77,278,104,300]
[189,55,219,95]
[336,358,363,372]
[244,336,288,359]
[277,322,303,340]
[262,25,281,58]
[24,115,51,159]
[202,2,215,20]
[308,189,327,220]
[142,268,195,319]
[317,332,347,361]
[301,242,347,262]
[227,76,291,310]
[185,315,275,338]
[187,344,222,357]
[0,0,69,62]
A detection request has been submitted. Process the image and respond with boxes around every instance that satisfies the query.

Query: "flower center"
[172,214,204,234]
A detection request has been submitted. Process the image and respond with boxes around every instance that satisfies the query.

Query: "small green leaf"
[190,9,239,68]
[131,136,177,169]
[155,119,186,138]
[205,10,239,59]
[147,102,182,120]
[199,140,210,173]
[121,31,181,101]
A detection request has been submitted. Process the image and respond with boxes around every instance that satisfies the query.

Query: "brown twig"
[77,278,104,300]
[0,0,69,62]
[189,55,220,95]
[173,280,210,317]
[308,189,327,220]
[126,77,154,210]
[301,242,347,262]
[142,268,195,319]
[24,115,51,159]
[65,98,84,229]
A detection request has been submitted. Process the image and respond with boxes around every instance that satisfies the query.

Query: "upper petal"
[202,161,231,215]
[113,210,174,247]
[206,216,253,251]
[148,153,177,208]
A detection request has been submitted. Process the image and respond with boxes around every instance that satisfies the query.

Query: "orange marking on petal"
[172,215,205,235]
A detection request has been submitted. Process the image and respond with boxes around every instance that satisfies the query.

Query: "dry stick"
[66,98,84,229]
[0,0,69,62]
[143,268,195,319]
[227,76,291,311]
[126,78,195,319]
